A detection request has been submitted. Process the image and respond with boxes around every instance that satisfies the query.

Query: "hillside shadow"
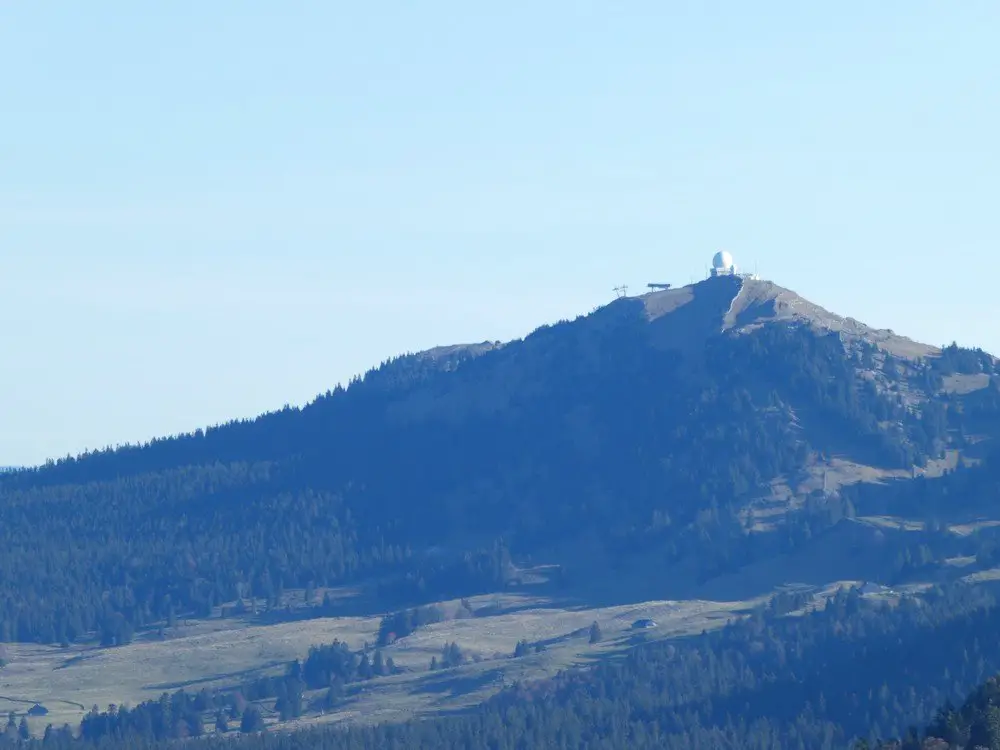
[788,404,912,471]
[515,519,928,610]
[645,275,743,367]
[144,661,287,692]
[409,668,505,697]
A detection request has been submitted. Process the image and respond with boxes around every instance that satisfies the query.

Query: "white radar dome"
[712,250,735,270]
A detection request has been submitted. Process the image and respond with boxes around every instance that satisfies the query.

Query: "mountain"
[8,274,1000,747]
[1,274,998,646]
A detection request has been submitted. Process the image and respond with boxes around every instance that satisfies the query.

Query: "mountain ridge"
[4,275,1000,740]
[11,275,985,485]
[5,275,994,523]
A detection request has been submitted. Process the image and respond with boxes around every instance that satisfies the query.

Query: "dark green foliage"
[588,620,602,644]
[439,642,464,669]
[299,641,371,688]
[375,605,444,647]
[932,342,997,376]
[872,675,1000,748]
[79,690,210,743]
[239,707,263,734]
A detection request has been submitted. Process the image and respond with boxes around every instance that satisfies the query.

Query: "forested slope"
[0,277,996,644]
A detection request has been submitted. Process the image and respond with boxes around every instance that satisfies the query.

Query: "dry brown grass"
[0,591,755,736]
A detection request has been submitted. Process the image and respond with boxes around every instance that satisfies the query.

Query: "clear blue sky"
[2,2,998,466]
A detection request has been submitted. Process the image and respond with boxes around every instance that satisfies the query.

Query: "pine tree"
[240,706,263,733]
[589,621,603,644]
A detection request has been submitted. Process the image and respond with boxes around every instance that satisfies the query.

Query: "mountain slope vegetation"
[0,276,996,649]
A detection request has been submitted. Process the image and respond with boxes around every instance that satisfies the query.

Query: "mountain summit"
[0,276,998,645]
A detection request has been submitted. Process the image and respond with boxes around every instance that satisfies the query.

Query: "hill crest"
[640,275,939,361]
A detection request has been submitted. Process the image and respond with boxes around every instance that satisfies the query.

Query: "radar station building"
[710,250,738,277]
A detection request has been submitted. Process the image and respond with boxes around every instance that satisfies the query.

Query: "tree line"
[4,578,1000,748]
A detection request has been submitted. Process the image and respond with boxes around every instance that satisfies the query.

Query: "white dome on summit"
[712,250,735,270]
